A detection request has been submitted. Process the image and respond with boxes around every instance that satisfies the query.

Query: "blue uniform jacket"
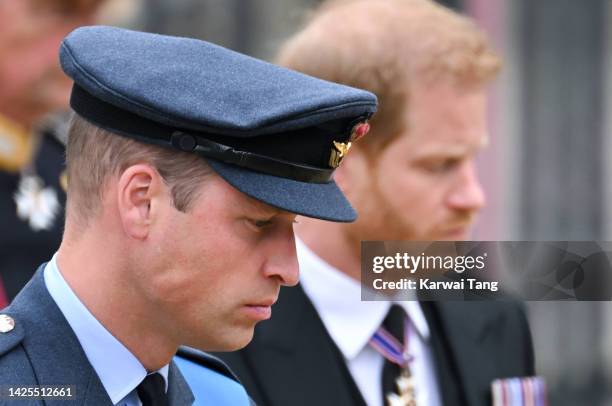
[0,266,250,405]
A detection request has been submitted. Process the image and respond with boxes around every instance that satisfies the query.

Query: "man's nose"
[262,228,300,287]
[446,161,486,212]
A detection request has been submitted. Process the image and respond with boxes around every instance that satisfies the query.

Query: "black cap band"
[70,85,352,183]
[170,132,334,183]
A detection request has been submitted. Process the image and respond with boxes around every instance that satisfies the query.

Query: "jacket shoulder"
[175,346,240,382]
[0,312,37,384]
[174,346,253,405]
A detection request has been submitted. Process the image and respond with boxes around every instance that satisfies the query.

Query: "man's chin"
[223,334,255,352]
[193,328,255,352]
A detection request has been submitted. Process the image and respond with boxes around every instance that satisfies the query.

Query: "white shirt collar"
[44,254,169,405]
[297,238,430,360]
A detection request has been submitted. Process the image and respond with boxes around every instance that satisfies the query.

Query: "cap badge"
[350,121,370,142]
[0,314,15,333]
[329,141,352,168]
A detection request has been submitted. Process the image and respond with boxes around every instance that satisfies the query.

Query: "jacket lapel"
[422,301,509,406]
[241,284,366,406]
[7,267,112,406]
[167,360,195,406]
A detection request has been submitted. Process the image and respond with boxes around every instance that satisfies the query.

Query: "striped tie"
[369,305,417,406]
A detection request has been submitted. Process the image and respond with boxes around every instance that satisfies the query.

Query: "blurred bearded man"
[215,1,536,406]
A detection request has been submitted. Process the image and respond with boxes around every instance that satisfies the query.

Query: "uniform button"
[0,315,15,333]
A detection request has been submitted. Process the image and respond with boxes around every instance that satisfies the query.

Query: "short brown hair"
[277,0,501,154]
[66,114,212,225]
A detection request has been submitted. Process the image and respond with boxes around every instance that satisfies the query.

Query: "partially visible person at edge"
[0,0,104,305]
[215,1,535,406]
[0,25,377,405]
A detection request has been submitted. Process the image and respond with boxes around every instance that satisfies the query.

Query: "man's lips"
[438,220,475,240]
[243,305,273,320]
[242,297,278,321]
[442,227,470,239]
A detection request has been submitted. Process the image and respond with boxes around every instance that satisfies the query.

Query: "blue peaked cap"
[59,26,377,222]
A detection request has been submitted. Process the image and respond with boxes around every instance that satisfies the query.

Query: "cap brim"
[207,160,357,222]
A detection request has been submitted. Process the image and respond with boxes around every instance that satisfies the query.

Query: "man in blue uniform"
[0,26,376,405]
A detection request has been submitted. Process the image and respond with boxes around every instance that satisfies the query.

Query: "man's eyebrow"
[413,135,490,158]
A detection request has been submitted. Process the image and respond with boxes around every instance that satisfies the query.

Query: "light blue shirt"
[44,254,169,406]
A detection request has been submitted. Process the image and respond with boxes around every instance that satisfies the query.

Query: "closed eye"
[419,157,462,174]
[243,217,275,232]
[253,219,274,228]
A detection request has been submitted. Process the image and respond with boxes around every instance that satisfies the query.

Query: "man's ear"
[117,164,166,240]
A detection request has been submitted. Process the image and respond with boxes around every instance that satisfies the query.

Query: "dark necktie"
[370,304,417,406]
[382,305,406,402]
[137,373,169,406]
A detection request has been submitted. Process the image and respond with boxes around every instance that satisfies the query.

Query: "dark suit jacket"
[215,284,535,406]
[0,132,66,301]
[0,266,195,406]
